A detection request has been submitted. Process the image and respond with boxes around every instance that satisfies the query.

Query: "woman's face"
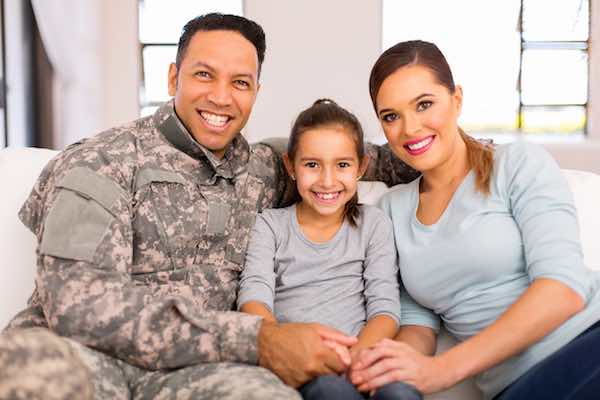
[375,65,463,173]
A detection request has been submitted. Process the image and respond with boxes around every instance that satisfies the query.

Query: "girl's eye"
[417,100,433,112]
[304,162,318,168]
[381,113,398,123]
[338,162,351,168]
[234,80,250,89]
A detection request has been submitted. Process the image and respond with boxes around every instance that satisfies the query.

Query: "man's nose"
[207,81,233,107]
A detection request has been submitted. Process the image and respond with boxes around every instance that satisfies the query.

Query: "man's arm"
[363,143,421,186]
[22,162,262,370]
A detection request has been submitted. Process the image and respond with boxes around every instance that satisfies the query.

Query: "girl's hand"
[322,339,352,368]
[349,338,455,394]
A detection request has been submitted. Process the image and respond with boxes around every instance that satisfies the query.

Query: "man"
[0,13,418,400]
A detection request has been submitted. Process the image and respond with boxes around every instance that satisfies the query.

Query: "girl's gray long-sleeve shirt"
[238,204,401,336]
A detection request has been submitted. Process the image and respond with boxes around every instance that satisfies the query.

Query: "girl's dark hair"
[369,40,494,195]
[288,99,365,227]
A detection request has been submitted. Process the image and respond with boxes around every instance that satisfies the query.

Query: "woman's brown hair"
[287,99,365,227]
[369,40,493,195]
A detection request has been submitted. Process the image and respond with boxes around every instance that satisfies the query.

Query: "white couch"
[1,146,599,400]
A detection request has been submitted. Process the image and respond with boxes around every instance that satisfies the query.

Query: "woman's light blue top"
[379,142,600,399]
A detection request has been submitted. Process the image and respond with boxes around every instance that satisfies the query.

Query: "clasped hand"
[258,322,453,394]
[349,338,453,394]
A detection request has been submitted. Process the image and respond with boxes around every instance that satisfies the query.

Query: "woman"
[350,40,600,399]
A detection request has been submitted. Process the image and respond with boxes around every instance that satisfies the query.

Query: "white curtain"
[31,0,105,148]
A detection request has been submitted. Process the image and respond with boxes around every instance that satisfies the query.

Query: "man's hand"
[257,321,357,388]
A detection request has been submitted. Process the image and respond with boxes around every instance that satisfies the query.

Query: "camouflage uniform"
[0,101,419,399]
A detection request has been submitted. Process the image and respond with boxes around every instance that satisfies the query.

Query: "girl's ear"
[282,153,296,180]
[358,154,370,180]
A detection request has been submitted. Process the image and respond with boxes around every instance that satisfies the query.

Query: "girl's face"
[284,125,368,220]
[375,65,463,173]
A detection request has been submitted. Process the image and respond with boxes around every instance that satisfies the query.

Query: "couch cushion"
[0,147,58,328]
[562,169,600,271]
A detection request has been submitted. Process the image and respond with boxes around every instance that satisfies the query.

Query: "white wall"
[47,0,600,173]
[244,0,383,144]
[101,0,140,129]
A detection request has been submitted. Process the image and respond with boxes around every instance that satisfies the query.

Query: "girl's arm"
[240,301,277,323]
[351,315,398,358]
[395,325,437,356]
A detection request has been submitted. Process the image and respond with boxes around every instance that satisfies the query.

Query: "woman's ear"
[453,85,463,116]
[358,154,370,180]
[282,153,296,180]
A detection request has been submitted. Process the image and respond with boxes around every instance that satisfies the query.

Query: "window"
[138,0,243,116]
[382,0,590,139]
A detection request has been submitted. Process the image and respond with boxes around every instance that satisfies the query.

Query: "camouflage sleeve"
[363,143,421,186]
[20,159,262,371]
[253,139,298,208]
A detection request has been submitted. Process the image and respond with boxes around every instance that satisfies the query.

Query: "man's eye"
[417,101,433,112]
[381,113,398,123]
[195,71,211,78]
[234,80,250,89]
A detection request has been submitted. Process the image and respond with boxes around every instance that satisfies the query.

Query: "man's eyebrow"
[378,93,434,116]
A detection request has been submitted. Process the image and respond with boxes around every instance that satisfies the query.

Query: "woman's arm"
[352,278,584,394]
[352,144,590,393]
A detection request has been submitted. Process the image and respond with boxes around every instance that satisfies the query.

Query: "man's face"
[168,30,260,158]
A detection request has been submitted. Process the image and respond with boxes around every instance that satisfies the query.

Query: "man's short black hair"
[176,13,266,78]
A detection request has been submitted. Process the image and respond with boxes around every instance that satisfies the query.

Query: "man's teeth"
[315,192,340,200]
[407,137,433,151]
[201,111,229,127]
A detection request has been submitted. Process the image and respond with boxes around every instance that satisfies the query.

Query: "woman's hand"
[349,338,455,394]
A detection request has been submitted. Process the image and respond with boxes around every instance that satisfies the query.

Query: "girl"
[350,40,600,399]
[238,99,421,400]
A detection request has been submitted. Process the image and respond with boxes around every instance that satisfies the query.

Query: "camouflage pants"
[0,328,301,400]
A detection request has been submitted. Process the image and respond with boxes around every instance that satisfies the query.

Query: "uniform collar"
[153,100,250,180]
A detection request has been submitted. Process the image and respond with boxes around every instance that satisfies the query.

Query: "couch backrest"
[1,149,599,329]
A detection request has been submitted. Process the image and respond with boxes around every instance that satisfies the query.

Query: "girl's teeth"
[317,192,339,200]
[407,137,433,150]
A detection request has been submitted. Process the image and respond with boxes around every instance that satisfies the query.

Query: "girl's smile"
[285,125,368,224]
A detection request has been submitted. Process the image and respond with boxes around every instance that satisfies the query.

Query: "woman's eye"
[381,113,398,123]
[417,101,433,112]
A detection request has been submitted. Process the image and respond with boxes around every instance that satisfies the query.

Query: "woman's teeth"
[201,111,229,127]
[406,136,433,150]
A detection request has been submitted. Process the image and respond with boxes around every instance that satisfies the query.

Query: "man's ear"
[282,153,295,180]
[168,63,178,97]
[358,154,370,179]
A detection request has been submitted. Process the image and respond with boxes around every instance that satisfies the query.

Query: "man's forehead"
[182,30,259,77]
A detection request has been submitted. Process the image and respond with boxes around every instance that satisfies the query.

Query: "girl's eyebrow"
[298,156,356,161]
[378,93,434,116]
